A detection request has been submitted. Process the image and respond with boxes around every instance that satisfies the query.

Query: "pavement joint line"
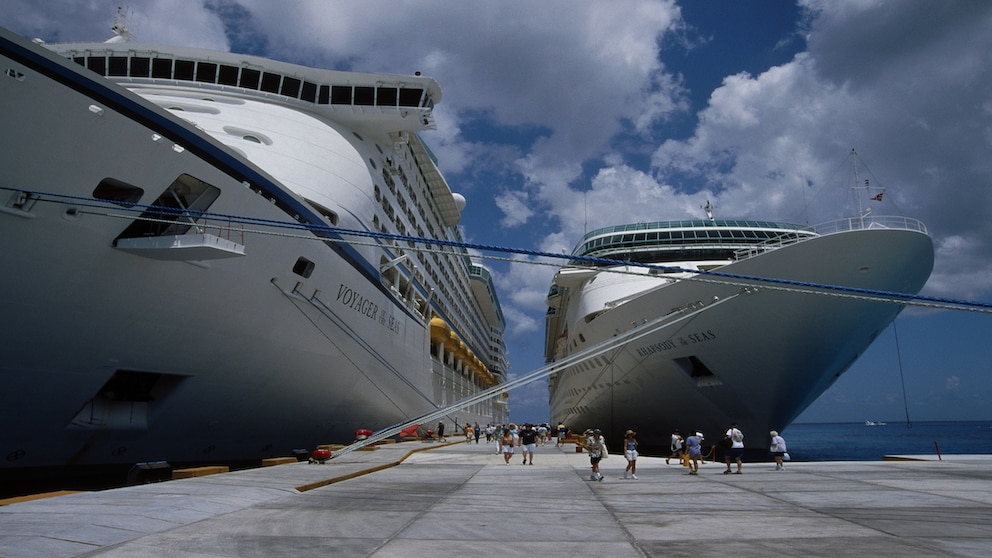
[294,440,461,492]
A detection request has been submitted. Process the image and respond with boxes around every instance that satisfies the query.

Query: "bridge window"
[239,68,260,89]
[195,62,217,83]
[260,71,280,93]
[152,58,172,79]
[174,59,194,80]
[354,86,374,105]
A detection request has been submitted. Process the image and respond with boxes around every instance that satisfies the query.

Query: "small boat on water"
[865,420,888,426]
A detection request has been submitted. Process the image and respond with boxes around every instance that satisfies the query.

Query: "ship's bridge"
[51,43,441,134]
[572,219,817,265]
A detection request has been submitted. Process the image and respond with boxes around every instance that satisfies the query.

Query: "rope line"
[6,185,992,314]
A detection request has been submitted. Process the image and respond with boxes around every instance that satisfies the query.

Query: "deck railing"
[734,215,928,261]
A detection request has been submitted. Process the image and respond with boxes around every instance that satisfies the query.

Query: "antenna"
[851,148,884,228]
[107,5,135,43]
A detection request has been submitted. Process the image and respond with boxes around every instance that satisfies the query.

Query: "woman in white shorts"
[500,428,515,464]
[623,430,639,479]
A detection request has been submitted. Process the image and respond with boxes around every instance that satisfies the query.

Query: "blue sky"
[5,1,990,426]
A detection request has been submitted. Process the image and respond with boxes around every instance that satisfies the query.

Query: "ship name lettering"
[336,284,379,321]
[380,312,402,334]
[634,330,716,357]
[681,330,717,345]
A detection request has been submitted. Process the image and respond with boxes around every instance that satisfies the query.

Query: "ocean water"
[778,421,992,461]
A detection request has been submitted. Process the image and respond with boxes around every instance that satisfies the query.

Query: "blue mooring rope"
[8,186,992,313]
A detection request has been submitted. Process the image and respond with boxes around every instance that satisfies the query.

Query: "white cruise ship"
[0,26,507,472]
[545,212,933,451]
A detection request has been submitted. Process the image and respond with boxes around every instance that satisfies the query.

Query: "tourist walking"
[500,428,515,464]
[622,430,638,479]
[437,421,445,442]
[770,430,788,470]
[520,424,538,464]
[666,429,683,464]
[556,422,568,446]
[585,429,607,481]
[723,422,745,474]
[537,423,549,446]
[685,430,702,475]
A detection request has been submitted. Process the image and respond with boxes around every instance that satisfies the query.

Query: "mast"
[852,148,865,227]
[851,148,884,229]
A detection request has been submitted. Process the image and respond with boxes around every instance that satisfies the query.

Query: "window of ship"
[86,56,106,75]
[330,85,351,104]
[239,68,261,89]
[260,72,281,93]
[129,56,150,77]
[301,81,317,103]
[93,178,144,206]
[217,64,239,86]
[174,59,194,81]
[399,88,423,107]
[354,86,375,106]
[108,56,128,76]
[196,62,217,83]
[152,58,173,79]
[377,87,398,106]
[280,76,301,97]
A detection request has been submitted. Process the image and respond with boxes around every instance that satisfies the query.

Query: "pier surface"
[2,441,991,557]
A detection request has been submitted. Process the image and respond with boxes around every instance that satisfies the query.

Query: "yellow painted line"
[295,441,459,493]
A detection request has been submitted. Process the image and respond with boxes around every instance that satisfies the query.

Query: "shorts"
[589,456,602,464]
[503,446,514,454]
[625,450,638,461]
[725,447,744,459]
[523,443,536,453]
[688,449,701,458]
[771,451,785,457]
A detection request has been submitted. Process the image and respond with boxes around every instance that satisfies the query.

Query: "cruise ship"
[545,210,933,451]
[0,26,507,472]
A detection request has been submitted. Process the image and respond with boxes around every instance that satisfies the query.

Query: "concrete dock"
[2,440,991,557]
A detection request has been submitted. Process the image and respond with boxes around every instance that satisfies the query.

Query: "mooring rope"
[7,186,991,314]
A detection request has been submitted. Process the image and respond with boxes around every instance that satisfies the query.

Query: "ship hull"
[548,227,934,451]
[0,29,498,471]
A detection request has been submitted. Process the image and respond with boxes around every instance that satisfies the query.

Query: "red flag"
[870,192,884,202]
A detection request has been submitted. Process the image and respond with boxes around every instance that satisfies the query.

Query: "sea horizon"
[777,420,992,461]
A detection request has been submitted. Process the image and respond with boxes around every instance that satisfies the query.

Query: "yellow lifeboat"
[429,316,450,342]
